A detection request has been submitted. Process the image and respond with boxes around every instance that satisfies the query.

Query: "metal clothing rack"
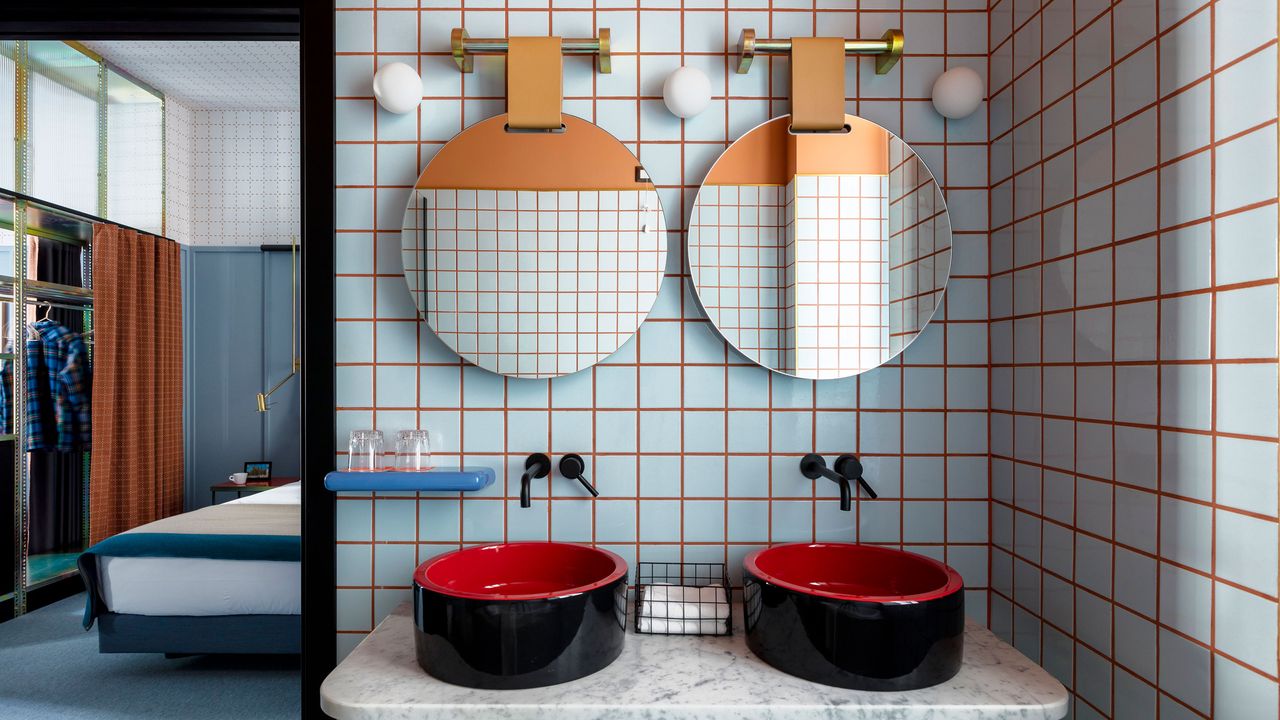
[2,41,167,621]
[0,187,107,615]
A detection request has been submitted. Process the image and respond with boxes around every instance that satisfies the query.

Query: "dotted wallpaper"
[166,103,302,247]
[165,100,195,243]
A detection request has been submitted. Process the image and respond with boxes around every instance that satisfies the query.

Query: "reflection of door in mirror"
[402,115,667,379]
[688,115,951,379]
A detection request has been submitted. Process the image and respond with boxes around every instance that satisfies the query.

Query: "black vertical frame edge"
[300,1,337,717]
[2,2,336,716]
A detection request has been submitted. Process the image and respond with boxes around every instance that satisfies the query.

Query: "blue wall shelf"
[323,467,496,493]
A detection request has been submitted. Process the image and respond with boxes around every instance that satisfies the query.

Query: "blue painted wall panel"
[182,247,299,509]
[263,250,301,479]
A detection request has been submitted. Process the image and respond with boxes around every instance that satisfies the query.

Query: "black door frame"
[1,4,337,717]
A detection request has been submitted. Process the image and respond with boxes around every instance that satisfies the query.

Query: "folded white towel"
[637,585,730,634]
[639,585,729,620]
[636,616,728,635]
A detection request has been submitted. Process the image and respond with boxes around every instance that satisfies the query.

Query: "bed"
[77,481,301,654]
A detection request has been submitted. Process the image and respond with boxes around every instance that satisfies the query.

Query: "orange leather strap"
[790,37,846,132]
[507,36,563,130]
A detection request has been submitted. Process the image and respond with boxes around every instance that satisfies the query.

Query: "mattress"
[98,482,301,617]
[228,480,301,505]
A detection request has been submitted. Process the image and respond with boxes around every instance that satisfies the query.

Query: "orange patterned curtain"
[89,224,184,544]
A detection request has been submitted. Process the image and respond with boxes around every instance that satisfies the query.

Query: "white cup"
[228,472,248,485]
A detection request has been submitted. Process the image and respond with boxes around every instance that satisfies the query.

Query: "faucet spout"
[519,471,533,508]
[835,474,852,511]
[520,453,551,508]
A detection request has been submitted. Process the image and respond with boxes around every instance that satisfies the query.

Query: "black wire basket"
[634,561,732,636]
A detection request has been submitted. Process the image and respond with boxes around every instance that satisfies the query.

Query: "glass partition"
[0,42,15,190]
[27,41,101,216]
[0,44,14,282]
[106,67,163,234]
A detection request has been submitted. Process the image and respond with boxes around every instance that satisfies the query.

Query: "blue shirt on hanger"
[32,319,92,451]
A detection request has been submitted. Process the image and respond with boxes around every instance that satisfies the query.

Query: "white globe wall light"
[930,66,984,120]
[663,66,712,119]
[373,62,424,115]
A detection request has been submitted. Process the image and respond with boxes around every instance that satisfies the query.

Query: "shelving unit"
[0,189,96,614]
[1,39,165,620]
[324,468,497,493]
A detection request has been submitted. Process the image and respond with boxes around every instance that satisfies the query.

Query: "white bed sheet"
[228,480,302,505]
[99,482,302,617]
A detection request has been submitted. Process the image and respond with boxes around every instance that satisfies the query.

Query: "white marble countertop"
[321,603,1068,720]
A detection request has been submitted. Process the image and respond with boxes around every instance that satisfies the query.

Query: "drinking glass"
[348,429,385,472]
[395,429,432,471]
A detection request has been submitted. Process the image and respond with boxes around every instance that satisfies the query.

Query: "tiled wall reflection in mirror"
[403,188,666,378]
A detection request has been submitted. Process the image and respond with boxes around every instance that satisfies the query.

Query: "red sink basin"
[744,543,964,690]
[415,541,627,600]
[747,542,962,602]
[413,542,628,688]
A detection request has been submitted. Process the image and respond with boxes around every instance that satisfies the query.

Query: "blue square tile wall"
[332,0,996,660]
[985,0,1280,716]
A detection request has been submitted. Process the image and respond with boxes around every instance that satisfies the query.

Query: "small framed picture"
[244,461,272,483]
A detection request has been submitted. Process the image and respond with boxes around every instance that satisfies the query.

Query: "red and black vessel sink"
[743,543,964,691]
[412,542,628,689]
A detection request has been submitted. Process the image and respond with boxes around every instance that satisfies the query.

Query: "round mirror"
[402,114,668,378]
[687,114,951,380]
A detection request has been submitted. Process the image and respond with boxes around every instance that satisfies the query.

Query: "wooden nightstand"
[209,476,298,505]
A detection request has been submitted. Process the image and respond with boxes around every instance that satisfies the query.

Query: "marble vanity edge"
[321,604,1069,720]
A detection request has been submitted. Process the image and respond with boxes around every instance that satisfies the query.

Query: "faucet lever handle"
[835,454,877,499]
[559,453,600,497]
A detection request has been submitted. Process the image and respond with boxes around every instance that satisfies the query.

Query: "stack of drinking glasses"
[348,429,432,471]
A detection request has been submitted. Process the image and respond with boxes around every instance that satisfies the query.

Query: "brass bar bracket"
[736,28,904,75]
[452,28,612,74]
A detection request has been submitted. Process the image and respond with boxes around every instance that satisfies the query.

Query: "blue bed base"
[96,612,300,655]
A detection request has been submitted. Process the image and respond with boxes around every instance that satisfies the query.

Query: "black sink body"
[743,543,964,691]
[412,542,628,689]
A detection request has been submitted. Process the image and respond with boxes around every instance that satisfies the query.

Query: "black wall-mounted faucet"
[800,454,877,511]
[559,454,600,497]
[520,453,551,508]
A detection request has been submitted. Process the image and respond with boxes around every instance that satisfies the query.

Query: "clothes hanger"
[25,305,55,339]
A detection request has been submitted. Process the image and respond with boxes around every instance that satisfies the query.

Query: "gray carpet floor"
[0,594,300,719]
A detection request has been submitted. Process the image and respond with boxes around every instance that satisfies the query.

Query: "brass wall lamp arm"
[256,234,301,413]
[452,28,612,74]
[736,28,905,75]
[256,359,301,413]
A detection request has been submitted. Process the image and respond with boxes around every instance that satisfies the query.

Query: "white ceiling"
[80,41,299,111]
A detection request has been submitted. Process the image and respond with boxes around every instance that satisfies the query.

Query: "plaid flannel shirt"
[32,320,91,451]
[25,333,52,450]
[60,333,92,448]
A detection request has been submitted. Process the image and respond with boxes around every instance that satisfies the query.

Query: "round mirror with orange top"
[402,114,668,379]
[687,114,952,380]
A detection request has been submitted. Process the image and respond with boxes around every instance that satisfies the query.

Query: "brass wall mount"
[452,28,612,74]
[736,28,905,75]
